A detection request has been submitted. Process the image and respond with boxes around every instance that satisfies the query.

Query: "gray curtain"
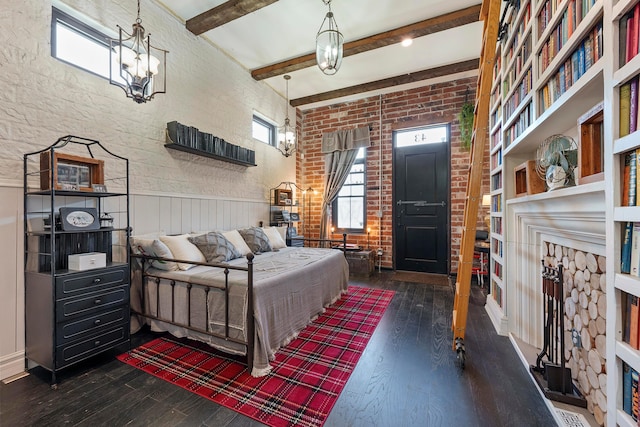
[319,127,371,241]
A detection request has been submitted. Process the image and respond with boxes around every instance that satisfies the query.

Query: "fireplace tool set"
[530,261,587,407]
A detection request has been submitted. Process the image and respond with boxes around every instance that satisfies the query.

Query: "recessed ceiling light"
[401,38,413,47]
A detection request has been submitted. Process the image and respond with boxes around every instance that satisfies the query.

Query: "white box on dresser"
[68,252,106,271]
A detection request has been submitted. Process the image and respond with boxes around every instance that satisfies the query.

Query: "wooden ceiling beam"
[251,4,481,80]
[186,0,278,35]
[289,59,479,107]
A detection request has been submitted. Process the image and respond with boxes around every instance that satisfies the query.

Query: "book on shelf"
[629,3,640,60]
[622,81,632,138]
[622,11,629,67]
[630,150,637,206]
[627,5,637,64]
[623,151,632,206]
[637,149,640,206]
[624,362,633,416]
[631,223,640,277]
[634,367,640,421]
[631,294,640,349]
[622,221,634,274]
[633,77,639,134]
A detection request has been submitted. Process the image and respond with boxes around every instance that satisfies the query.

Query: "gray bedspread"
[131,247,349,376]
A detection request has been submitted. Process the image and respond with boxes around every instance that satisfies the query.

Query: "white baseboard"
[485,297,509,335]
[0,350,26,381]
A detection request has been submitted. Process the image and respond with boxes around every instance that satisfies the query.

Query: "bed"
[130,230,349,377]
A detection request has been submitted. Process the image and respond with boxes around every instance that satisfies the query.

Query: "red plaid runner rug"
[118,286,394,427]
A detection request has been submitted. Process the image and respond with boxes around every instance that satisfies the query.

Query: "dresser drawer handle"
[94,340,101,346]
[94,319,101,325]
[93,278,101,284]
[94,299,102,305]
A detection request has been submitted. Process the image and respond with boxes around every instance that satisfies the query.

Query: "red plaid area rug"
[117,286,394,427]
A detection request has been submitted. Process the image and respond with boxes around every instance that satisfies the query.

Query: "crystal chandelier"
[316,0,343,75]
[277,75,296,157]
[110,0,168,103]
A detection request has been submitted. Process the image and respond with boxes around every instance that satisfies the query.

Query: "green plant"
[458,102,474,150]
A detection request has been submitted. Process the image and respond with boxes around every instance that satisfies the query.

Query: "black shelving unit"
[269,182,303,246]
[23,135,130,387]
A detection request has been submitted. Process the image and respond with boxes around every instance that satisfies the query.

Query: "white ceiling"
[157,0,483,108]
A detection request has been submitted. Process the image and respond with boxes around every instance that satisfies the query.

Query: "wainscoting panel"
[130,194,268,236]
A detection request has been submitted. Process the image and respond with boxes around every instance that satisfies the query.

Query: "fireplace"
[503,183,605,423]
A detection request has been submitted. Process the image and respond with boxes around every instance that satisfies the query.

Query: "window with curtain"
[332,147,366,232]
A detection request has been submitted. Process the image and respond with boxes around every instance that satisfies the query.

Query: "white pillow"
[159,234,206,270]
[129,236,178,271]
[276,226,287,242]
[222,229,252,256]
[263,227,287,249]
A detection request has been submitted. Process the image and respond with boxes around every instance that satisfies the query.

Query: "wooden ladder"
[452,0,501,367]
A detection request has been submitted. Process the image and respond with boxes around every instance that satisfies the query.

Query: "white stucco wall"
[0,0,296,379]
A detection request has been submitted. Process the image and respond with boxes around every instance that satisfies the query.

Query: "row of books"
[539,21,603,113]
[492,217,503,235]
[537,0,561,36]
[624,292,640,347]
[491,172,503,191]
[622,222,640,275]
[504,68,533,120]
[504,0,530,54]
[504,103,532,146]
[166,121,256,165]
[491,130,501,150]
[538,0,598,73]
[622,150,640,207]
[491,149,502,170]
[506,19,532,67]
[620,2,640,68]
[620,75,640,138]
[623,361,640,420]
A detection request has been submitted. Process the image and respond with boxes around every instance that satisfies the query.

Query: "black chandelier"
[109,0,168,103]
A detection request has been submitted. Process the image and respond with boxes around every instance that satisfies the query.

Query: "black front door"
[393,125,450,274]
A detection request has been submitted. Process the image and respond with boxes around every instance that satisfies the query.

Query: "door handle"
[396,200,446,207]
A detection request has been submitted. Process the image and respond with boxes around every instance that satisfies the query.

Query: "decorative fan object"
[535,134,578,191]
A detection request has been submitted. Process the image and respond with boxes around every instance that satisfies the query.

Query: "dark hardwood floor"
[0,272,557,426]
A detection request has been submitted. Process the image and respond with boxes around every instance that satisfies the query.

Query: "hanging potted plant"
[458,101,474,150]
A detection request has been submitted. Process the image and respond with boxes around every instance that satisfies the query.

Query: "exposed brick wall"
[298,77,490,273]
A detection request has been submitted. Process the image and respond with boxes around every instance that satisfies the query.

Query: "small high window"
[252,115,277,146]
[51,7,113,80]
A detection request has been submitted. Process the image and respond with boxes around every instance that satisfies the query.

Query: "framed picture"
[59,207,100,231]
[92,184,108,193]
[40,152,104,192]
[290,212,300,221]
[275,189,292,206]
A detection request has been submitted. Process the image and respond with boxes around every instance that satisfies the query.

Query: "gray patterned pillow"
[188,232,242,263]
[238,227,272,254]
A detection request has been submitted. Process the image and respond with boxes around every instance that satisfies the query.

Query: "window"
[332,147,366,233]
[395,125,448,147]
[51,7,114,80]
[252,115,277,146]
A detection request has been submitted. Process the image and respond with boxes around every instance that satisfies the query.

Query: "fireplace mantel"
[494,181,605,346]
